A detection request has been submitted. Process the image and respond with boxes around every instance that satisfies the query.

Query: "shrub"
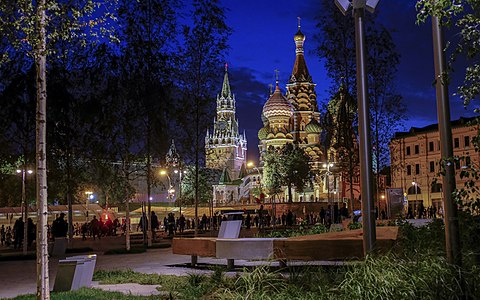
[338,254,464,300]
[347,222,362,230]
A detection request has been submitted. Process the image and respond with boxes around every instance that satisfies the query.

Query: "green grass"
[12,287,165,300]
[12,220,480,299]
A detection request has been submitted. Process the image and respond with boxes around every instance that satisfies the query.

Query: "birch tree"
[179,0,231,234]
[0,1,115,297]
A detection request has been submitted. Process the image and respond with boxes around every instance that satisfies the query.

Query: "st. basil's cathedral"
[206,22,359,208]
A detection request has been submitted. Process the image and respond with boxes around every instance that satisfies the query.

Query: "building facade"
[205,65,247,180]
[389,117,479,214]
[257,23,333,203]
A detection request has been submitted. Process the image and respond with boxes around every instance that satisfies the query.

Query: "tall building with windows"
[205,65,247,180]
[389,117,479,213]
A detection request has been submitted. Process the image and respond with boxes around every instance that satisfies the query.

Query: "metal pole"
[179,171,182,216]
[415,182,418,217]
[22,170,28,255]
[432,15,462,266]
[354,6,376,255]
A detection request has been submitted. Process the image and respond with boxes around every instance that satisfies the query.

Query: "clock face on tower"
[218,120,227,131]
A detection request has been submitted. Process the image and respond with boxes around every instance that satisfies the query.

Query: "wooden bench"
[172,226,399,268]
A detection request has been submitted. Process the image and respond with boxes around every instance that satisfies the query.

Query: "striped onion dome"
[305,118,322,134]
[262,83,294,119]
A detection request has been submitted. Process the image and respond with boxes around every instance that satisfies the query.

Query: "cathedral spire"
[290,18,312,83]
[166,139,180,167]
[221,63,232,99]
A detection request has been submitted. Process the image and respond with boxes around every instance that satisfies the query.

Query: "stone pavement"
[0,234,288,299]
[0,246,217,299]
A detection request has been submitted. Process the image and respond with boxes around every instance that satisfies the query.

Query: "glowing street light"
[16,168,33,255]
[160,169,174,200]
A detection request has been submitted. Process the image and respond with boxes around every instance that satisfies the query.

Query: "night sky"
[217,0,477,162]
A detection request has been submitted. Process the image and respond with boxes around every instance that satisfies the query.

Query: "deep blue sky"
[216,0,477,162]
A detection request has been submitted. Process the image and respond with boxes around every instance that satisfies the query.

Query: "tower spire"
[290,18,311,83]
[221,63,231,99]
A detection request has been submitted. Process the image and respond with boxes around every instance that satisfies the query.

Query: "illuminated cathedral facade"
[209,22,361,207]
[257,23,328,202]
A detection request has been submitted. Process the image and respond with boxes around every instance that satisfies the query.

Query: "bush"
[338,254,465,300]
[347,222,362,230]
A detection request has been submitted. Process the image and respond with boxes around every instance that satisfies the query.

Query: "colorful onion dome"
[262,83,294,119]
[258,126,269,140]
[305,118,322,134]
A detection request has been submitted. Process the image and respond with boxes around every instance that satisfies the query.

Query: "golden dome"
[294,28,305,42]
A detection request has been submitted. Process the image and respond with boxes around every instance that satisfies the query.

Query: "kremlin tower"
[205,65,247,180]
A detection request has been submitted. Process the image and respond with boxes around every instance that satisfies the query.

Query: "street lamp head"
[160,169,167,176]
[322,163,327,168]
[335,0,351,16]
[27,170,33,174]
[174,169,179,174]
[412,181,416,186]
[335,0,379,15]
[16,169,21,174]
[365,0,379,13]
[247,161,255,168]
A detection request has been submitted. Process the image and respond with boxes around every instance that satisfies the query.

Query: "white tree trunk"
[35,0,50,298]
[126,198,130,251]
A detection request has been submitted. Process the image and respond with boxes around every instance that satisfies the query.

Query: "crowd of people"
[0,202,446,248]
[0,217,35,249]
[406,204,442,219]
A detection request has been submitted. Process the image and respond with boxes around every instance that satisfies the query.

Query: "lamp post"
[174,169,186,216]
[85,191,93,222]
[412,181,418,217]
[431,10,461,267]
[323,162,334,222]
[160,169,175,204]
[16,168,33,255]
[247,162,263,204]
[335,0,379,254]
[380,194,385,219]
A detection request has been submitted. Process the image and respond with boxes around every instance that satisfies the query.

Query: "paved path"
[0,234,262,299]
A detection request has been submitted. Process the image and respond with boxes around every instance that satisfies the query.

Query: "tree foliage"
[315,0,406,204]
[180,166,219,205]
[417,0,480,109]
[263,145,313,202]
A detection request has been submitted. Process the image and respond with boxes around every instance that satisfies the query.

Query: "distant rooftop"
[393,116,479,139]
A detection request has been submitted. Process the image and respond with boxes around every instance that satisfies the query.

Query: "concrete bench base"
[172,227,399,268]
